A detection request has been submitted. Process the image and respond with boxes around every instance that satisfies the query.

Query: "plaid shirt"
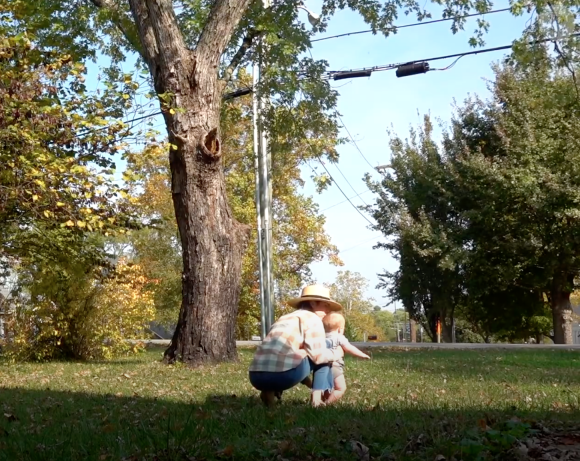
[249,309,336,373]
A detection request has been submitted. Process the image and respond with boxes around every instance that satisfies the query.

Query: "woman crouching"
[248,285,343,407]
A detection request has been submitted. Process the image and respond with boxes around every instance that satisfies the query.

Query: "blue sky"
[86,3,533,309]
[298,2,533,307]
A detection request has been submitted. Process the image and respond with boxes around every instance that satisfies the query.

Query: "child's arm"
[341,342,370,360]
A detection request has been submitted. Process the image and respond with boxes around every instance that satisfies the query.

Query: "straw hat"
[287,285,343,311]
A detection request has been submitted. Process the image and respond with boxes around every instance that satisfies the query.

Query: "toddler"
[322,311,370,404]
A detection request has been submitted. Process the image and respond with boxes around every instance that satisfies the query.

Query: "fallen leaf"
[278,440,291,453]
[350,440,370,461]
[217,445,234,458]
[434,455,446,461]
[102,424,115,433]
[3,414,17,422]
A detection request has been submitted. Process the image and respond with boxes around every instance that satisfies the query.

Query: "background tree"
[328,271,384,340]
[366,118,466,342]
[12,0,542,363]
[369,54,580,344]
[0,33,133,270]
[444,60,580,344]
[5,229,155,361]
[122,72,340,337]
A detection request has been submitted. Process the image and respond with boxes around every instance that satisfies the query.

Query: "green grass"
[1,347,579,460]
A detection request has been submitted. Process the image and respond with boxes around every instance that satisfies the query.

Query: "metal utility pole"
[252,63,267,339]
[252,16,274,339]
[252,0,319,339]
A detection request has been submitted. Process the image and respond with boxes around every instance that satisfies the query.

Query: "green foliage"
[329,270,374,313]
[0,31,136,269]
[328,271,386,340]
[366,116,466,342]
[368,57,580,342]
[4,232,154,361]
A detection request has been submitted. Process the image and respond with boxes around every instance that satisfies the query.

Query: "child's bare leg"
[301,376,313,388]
[324,375,346,405]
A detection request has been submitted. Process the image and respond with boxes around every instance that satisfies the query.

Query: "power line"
[338,113,376,170]
[325,32,580,80]
[321,189,372,212]
[341,235,382,253]
[75,86,253,140]
[330,161,369,205]
[317,159,375,227]
[312,6,514,43]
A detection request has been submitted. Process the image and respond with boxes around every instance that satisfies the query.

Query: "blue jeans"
[249,357,333,392]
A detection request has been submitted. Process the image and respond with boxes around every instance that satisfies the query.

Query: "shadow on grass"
[0,386,577,461]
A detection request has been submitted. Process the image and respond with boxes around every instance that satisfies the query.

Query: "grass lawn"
[1,347,579,461]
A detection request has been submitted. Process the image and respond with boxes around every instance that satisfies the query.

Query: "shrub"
[4,257,154,361]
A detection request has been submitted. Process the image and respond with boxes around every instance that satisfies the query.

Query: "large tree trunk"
[409,318,416,343]
[126,0,251,365]
[551,278,574,345]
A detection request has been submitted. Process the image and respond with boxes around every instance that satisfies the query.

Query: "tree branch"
[142,0,189,70]
[89,0,143,57]
[547,2,580,101]
[126,0,160,71]
[223,29,261,82]
[196,0,253,68]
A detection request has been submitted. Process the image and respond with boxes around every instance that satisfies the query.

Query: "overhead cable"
[312,6,514,43]
[317,160,375,227]
[325,32,580,80]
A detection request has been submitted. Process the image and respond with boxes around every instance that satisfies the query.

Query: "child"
[322,311,370,404]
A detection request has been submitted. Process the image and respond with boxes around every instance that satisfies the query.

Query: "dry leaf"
[434,455,446,461]
[350,440,370,461]
[477,419,490,430]
[102,424,115,433]
[3,413,17,422]
[217,445,234,458]
[278,440,291,453]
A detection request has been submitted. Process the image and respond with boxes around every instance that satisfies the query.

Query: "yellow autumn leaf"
[76,220,86,228]
[32,194,39,201]
[65,220,74,227]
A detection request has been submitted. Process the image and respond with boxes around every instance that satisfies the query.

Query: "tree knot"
[199,128,221,160]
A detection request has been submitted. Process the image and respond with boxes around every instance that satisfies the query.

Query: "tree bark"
[551,277,574,345]
[126,0,251,365]
[409,318,416,343]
